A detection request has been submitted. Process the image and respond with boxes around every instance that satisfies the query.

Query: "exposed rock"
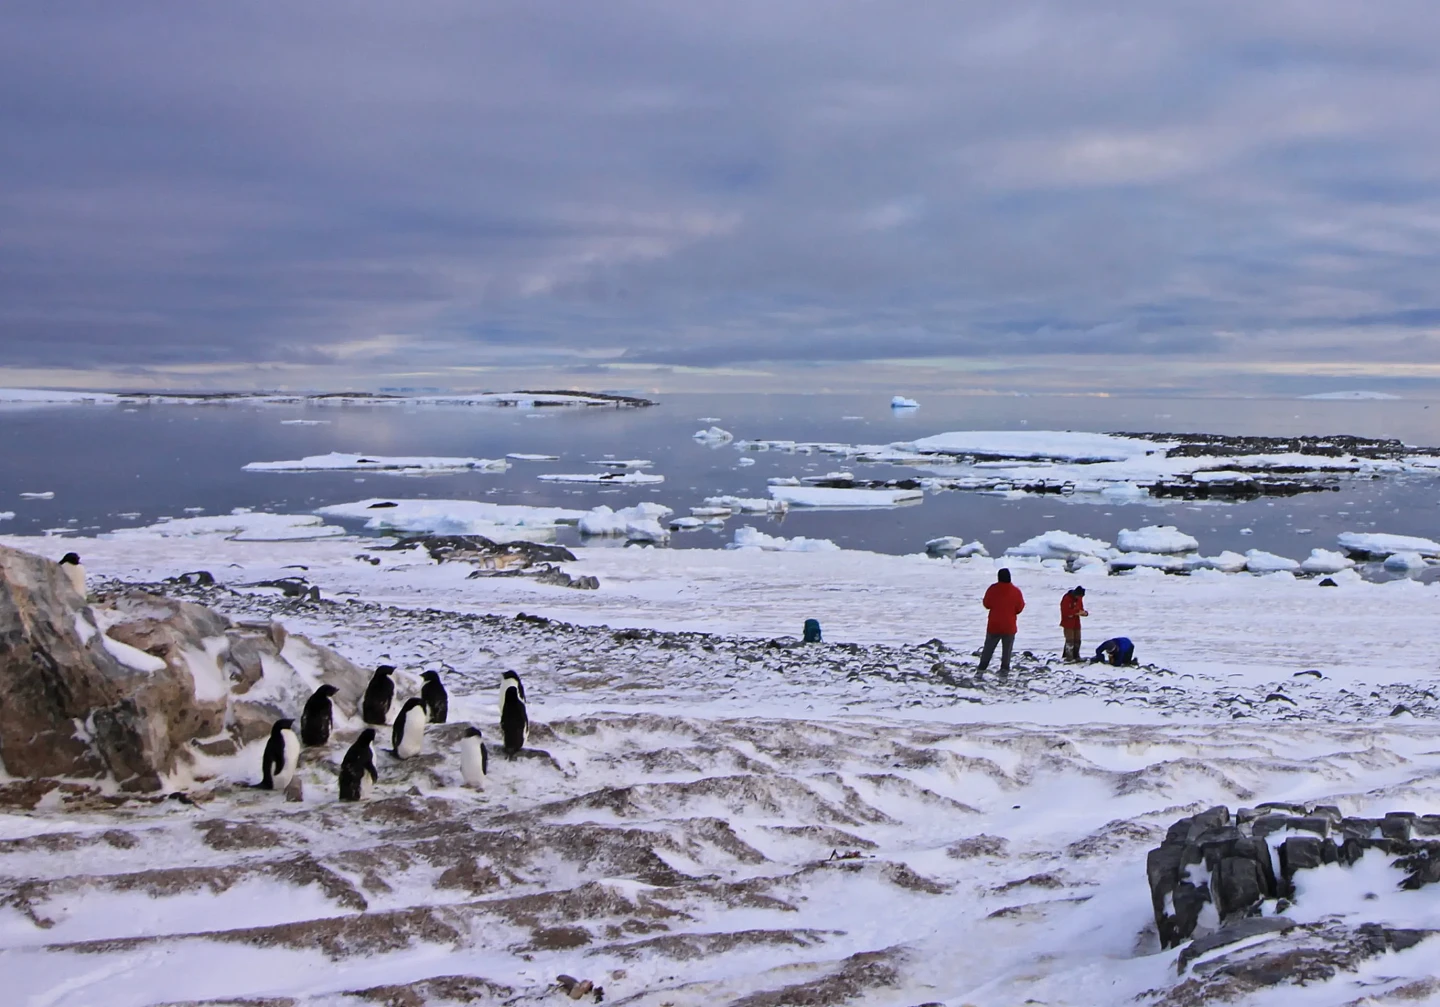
[1150,805,1440,951]
[0,544,366,790]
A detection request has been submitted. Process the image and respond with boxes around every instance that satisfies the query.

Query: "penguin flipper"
[481,743,489,776]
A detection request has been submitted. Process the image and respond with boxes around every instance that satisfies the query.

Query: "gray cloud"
[3,1,1440,383]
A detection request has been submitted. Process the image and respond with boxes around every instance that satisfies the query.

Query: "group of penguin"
[257,665,531,803]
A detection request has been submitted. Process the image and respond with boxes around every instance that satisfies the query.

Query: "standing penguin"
[299,684,339,746]
[459,726,489,788]
[58,552,86,597]
[258,718,300,791]
[361,665,396,725]
[420,670,449,724]
[499,671,529,757]
[338,728,378,801]
[391,697,429,759]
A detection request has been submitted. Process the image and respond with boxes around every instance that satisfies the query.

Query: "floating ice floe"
[693,426,734,445]
[1115,525,1199,554]
[768,485,923,508]
[316,498,587,538]
[1299,549,1356,574]
[1243,549,1300,573]
[1005,530,1113,561]
[537,471,664,485]
[587,459,653,470]
[924,536,988,559]
[702,496,787,514]
[1108,552,1188,572]
[279,419,330,425]
[1337,532,1440,560]
[1383,551,1430,571]
[506,453,560,461]
[890,395,920,409]
[0,511,14,521]
[736,457,755,467]
[667,516,708,530]
[578,503,673,542]
[109,509,347,542]
[243,452,510,474]
[1188,551,1249,573]
[19,491,54,500]
[727,525,840,553]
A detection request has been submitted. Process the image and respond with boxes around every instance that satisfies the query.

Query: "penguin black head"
[315,684,339,697]
[464,726,482,739]
[271,718,295,733]
[422,670,441,682]
[356,727,376,745]
[60,552,81,565]
[375,664,395,677]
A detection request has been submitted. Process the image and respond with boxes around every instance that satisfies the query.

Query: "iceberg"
[537,471,664,485]
[1383,551,1429,571]
[1243,549,1299,573]
[1337,532,1440,560]
[578,503,674,542]
[1005,530,1113,561]
[693,426,734,444]
[1298,549,1355,574]
[891,396,920,409]
[1187,551,1249,573]
[109,510,347,542]
[727,525,840,553]
[1115,525,1199,554]
[769,485,924,508]
[243,452,509,474]
[316,498,587,537]
[906,430,1162,463]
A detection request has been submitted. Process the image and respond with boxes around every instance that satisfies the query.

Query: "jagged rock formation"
[0,544,365,791]
[1148,804,1440,950]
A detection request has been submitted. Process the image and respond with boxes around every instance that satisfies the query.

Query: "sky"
[3,2,1440,395]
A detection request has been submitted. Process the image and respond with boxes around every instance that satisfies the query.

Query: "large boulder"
[0,544,366,791]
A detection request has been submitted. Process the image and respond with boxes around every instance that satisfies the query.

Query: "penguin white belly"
[64,564,86,597]
[460,741,487,787]
[395,707,427,759]
[272,729,300,790]
[360,771,374,799]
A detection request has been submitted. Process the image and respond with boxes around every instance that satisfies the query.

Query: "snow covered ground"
[3,528,1439,1007]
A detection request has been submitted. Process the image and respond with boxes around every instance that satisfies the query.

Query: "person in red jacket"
[978,568,1025,678]
[1060,586,1088,662]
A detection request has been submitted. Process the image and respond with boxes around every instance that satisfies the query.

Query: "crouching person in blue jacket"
[1092,637,1136,666]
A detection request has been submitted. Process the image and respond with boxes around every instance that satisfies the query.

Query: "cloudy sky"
[3,2,1440,394]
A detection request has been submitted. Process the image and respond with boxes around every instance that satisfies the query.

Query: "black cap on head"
[1074,586,1085,595]
[60,552,81,565]
[464,726,482,738]
[997,568,1011,583]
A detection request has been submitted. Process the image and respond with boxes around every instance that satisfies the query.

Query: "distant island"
[0,388,656,408]
[1299,390,1402,401]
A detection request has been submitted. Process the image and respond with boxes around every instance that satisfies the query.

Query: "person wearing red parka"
[1060,586,1088,662]
[978,568,1025,678]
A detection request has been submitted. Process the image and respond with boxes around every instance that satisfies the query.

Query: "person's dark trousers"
[977,632,1015,674]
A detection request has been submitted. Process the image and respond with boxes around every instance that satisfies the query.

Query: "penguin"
[58,552,86,597]
[420,670,449,724]
[258,718,300,791]
[459,726,489,788]
[338,728,378,801]
[299,684,339,746]
[361,665,396,725]
[499,670,529,757]
[391,697,428,759]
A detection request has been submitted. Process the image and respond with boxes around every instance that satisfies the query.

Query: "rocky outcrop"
[0,545,365,791]
[1148,804,1440,950]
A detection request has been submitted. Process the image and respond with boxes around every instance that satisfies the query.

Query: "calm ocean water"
[2,393,1438,565]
